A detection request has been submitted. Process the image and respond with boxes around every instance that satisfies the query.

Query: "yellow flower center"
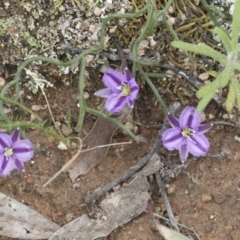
[4,147,13,158]
[122,85,131,96]
[181,127,193,138]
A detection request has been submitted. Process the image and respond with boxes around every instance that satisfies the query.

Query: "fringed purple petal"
[127,80,139,107]
[94,88,113,98]
[0,156,16,176]
[0,133,11,150]
[104,95,128,113]
[124,68,132,81]
[14,158,25,172]
[128,79,139,94]
[13,139,34,162]
[197,123,213,134]
[168,113,180,128]
[162,128,184,151]
[179,144,189,163]
[127,97,135,108]
[102,70,124,90]
[179,107,201,129]
[0,155,6,172]
[11,129,20,143]
[187,133,210,157]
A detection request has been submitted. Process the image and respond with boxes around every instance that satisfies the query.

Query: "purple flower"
[0,129,34,176]
[162,107,212,163]
[94,68,139,113]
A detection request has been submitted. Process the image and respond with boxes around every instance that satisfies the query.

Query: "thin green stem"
[0,122,67,144]
[132,0,154,77]
[161,0,178,41]
[146,73,166,78]
[76,58,87,131]
[138,64,168,114]
[200,0,222,28]
[85,107,138,142]
[0,95,42,121]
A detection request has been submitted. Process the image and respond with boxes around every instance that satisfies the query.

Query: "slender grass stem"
[138,64,168,114]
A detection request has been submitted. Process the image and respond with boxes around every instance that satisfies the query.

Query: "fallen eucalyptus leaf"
[0,192,60,239]
[49,176,150,240]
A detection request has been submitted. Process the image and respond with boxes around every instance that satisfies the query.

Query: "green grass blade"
[196,80,220,99]
[197,65,234,111]
[197,90,216,112]
[231,0,240,47]
[218,64,235,87]
[171,41,227,64]
[226,82,235,112]
[214,27,233,53]
[232,77,240,111]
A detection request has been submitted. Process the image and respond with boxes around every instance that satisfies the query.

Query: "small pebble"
[167,185,175,194]
[222,113,229,119]
[167,17,175,25]
[154,206,161,213]
[202,194,212,203]
[65,213,74,222]
[97,165,104,172]
[209,214,215,220]
[209,113,215,119]
[94,7,102,16]
[0,77,6,88]
[199,72,209,81]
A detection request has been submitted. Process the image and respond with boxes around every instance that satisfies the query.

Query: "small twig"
[43,137,82,187]
[212,120,240,128]
[155,171,179,232]
[82,141,132,153]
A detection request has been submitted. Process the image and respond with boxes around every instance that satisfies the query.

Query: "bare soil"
[0,66,240,240]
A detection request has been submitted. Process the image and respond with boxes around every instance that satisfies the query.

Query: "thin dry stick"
[43,141,131,187]
[81,141,132,153]
[24,68,64,138]
[212,121,240,127]
[43,137,82,187]
[155,171,179,232]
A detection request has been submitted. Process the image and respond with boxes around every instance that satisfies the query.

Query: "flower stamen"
[4,147,13,158]
[181,127,194,138]
[122,85,131,96]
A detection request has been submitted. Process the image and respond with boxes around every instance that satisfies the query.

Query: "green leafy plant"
[171,0,240,112]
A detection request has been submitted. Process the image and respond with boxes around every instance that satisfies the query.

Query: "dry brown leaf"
[66,106,131,181]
